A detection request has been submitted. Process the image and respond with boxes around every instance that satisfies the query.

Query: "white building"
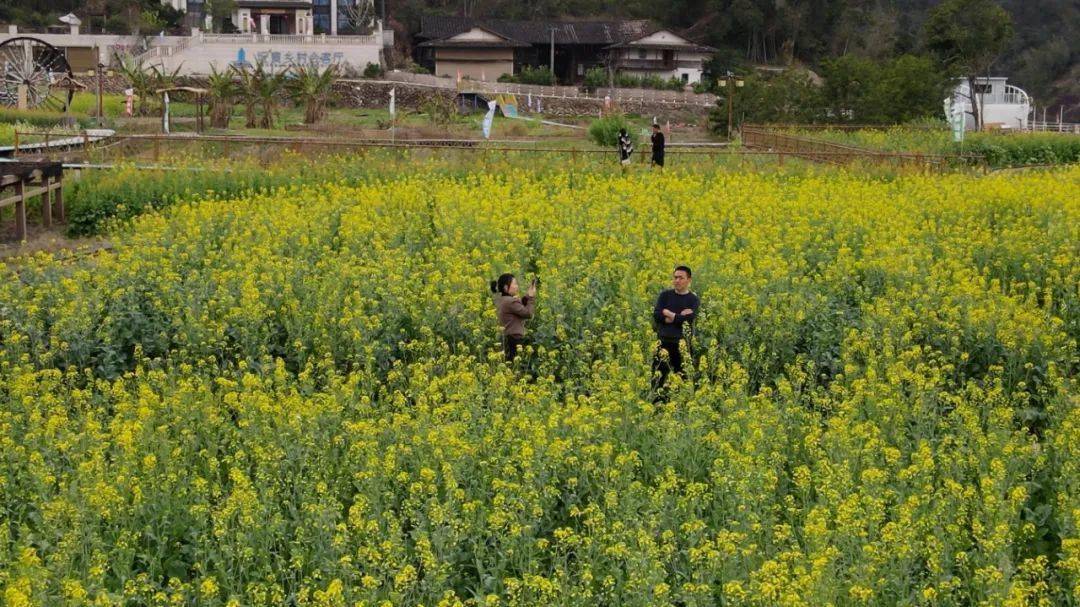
[607,30,715,85]
[158,0,373,36]
[0,26,390,75]
[950,76,1031,131]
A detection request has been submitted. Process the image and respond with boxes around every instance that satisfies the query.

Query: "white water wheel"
[0,36,75,112]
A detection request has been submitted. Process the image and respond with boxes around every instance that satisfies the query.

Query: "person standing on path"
[491,273,537,362]
[618,128,634,165]
[651,265,699,394]
[651,123,665,168]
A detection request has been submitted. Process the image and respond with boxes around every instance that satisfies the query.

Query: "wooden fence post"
[14,180,26,241]
[53,173,65,223]
[42,176,52,228]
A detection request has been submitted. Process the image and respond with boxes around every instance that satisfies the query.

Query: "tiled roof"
[418,38,529,48]
[417,16,658,46]
[607,40,717,53]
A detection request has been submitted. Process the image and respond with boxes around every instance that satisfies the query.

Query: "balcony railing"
[199,33,380,45]
[955,84,1030,106]
[615,59,701,70]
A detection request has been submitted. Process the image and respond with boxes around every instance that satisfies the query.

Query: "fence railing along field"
[741,125,983,169]
[1026,121,1080,134]
[10,131,987,174]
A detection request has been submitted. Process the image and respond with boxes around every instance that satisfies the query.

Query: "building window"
[681,73,689,83]
[186,0,204,28]
[313,0,330,34]
[337,0,355,33]
[973,83,992,94]
[637,48,647,60]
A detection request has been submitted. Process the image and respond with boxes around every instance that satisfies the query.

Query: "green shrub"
[959,133,1080,168]
[498,67,555,85]
[363,62,384,79]
[588,114,639,148]
[583,67,608,91]
[666,77,687,91]
[517,66,555,86]
[0,106,93,128]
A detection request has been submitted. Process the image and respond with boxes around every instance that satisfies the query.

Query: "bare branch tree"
[339,0,376,34]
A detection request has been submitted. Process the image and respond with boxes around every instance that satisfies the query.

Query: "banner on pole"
[482,100,496,139]
[162,92,170,134]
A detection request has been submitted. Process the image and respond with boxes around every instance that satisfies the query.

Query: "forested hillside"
[3,0,1076,111]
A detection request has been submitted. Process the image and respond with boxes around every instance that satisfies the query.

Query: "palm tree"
[233,59,282,129]
[115,54,155,116]
[255,66,285,129]
[150,62,184,93]
[232,62,259,128]
[206,63,238,128]
[284,62,340,124]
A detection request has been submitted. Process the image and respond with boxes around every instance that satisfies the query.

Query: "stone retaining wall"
[96,76,710,119]
[337,80,711,118]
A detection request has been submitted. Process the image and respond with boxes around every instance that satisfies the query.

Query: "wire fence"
[9,129,990,172]
[740,125,984,170]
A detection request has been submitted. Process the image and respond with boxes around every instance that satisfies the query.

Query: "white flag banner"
[389,88,396,118]
[162,92,170,134]
[482,100,496,139]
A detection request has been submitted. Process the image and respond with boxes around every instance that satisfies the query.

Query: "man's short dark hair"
[674,265,692,277]
[652,123,661,129]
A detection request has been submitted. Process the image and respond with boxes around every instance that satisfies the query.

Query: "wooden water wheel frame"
[0,36,75,112]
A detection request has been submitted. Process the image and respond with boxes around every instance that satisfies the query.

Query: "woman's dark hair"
[490,273,514,295]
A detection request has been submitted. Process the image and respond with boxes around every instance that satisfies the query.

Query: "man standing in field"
[651,123,665,168]
[652,265,699,396]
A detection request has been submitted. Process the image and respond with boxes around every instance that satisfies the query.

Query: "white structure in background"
[606,30,715,85]
[949,76,1031,131]
[136,28,387,74]
[232,1,313,35]
[159,0,375,36]
[0,24,391,75]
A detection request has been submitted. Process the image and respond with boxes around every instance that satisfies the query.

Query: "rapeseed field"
[1,166,1077,606]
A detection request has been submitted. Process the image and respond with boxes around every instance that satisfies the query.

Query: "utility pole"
[96,61,104,127]
[718,70,743,139]
[549,27,556,82]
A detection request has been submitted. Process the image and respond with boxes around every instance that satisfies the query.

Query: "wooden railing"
[0,161,65,241]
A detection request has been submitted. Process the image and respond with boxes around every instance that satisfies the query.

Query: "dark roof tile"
[417,16,659,46]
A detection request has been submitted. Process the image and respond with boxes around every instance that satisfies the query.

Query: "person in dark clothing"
[490,272,537,361]
[652,265,699,395]
[618,128,634,165]
[650,123,665,168]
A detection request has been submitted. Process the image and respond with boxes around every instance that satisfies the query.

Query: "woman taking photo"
[490,273,537,361]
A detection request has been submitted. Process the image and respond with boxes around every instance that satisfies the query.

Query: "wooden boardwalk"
[0,129,115,158]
